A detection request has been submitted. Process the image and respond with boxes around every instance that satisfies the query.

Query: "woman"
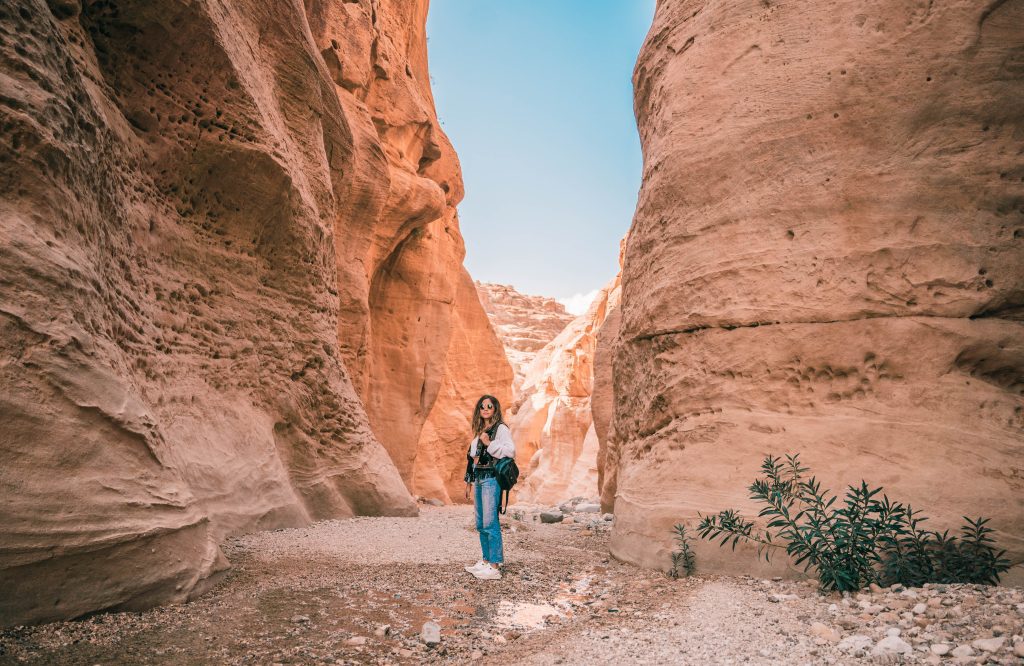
[463,394,515,580]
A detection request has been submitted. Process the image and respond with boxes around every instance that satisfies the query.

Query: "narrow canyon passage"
[2,0,1022,658]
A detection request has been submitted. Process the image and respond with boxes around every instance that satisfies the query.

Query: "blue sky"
[426,1,656,311]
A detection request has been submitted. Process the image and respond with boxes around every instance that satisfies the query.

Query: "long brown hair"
[471,394,503,436]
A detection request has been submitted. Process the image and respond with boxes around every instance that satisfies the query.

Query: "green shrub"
[696,454,1010,592]
[668,524,696,579]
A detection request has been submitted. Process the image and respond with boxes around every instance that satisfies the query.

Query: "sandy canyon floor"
[1,506,1021,665]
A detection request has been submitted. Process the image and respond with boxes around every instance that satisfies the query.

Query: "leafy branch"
[694,454,1010,591]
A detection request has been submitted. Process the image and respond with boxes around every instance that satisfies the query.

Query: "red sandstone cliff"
[605,0,1024,579]
[476,282,574,396]
[0,0,505,626]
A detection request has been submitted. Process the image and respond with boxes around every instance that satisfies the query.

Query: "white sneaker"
[473,564,502,580]
[464,560,486,574]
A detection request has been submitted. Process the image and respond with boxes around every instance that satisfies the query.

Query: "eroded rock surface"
[607,0,1024,577]
[476,282,574,395]
[412,271,514,504]
[511,278,620,505]
[0,0,499,625]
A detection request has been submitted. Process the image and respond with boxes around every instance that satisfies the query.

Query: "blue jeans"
[474,476,504,563]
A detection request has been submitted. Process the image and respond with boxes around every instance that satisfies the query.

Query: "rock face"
[511,278,620,505]
[412,271,514,504]
[606,0,1024,577]
[0,0,503,625]
[475,282,574,395]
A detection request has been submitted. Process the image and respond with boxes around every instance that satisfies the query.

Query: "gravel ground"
[1,505,1021,665]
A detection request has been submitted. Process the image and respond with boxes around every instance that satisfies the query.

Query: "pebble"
[421,621,441,646]
[540,511,564,524]
[870,635,913,660]
[810,622,841,642]
[837,615,861,630]
[838,635,873,653]
[576,503,601,513]
[951,644,975,658]
[971,636,1004,652]
[930,643,951,655]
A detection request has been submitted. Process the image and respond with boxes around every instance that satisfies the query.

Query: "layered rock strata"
[607,0,1024,579]
[0,0,502,626]
[511,278,620,505]
[475,282,574,395]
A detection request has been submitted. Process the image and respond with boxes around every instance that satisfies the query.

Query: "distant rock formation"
[510,277,621,505]
[0,0,507,625]
[605,0,1024,579]
[476,282,574,395]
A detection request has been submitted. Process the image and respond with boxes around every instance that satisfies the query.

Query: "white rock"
[971,637,1005,652]
[838,635,873,653]
[1014,642,1024,658]
[930,643,951,656]
[913,603,927,615]
[576,503,601,513]
[769,593,799,603]
[950,645,974,658]
[344,636,367,646]
[421,621,441,646]
[885,627,901,638]
[871,635,913,659]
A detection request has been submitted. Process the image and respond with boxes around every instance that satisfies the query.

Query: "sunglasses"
[480,404,494,410]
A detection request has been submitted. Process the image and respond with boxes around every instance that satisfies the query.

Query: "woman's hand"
[480,432,491,445]
[464,483,471,500]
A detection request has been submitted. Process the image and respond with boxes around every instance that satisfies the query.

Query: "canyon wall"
[511,278,620,505]
[0,0,499,626]
[411,271,514,504]
[607,0,1024,578]
[476,282,574,396]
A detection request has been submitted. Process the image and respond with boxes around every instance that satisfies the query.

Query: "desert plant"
[696,454,1010,591]
[880,514,1010,587]
[668,524,696,579]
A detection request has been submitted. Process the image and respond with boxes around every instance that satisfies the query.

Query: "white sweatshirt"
[468,423,516,460]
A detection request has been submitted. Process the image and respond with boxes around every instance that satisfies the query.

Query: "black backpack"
[495,456,519,514]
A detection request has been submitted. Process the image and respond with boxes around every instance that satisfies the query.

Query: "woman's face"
[479,400,495,420]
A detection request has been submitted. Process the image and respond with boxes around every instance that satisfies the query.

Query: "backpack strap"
[500,488,509,515]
